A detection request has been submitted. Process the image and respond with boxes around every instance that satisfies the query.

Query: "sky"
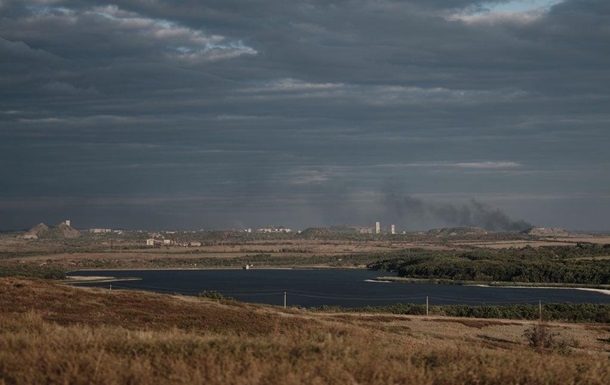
[1,0,609,231]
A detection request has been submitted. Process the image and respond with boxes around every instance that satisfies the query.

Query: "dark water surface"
[68,269,610,308]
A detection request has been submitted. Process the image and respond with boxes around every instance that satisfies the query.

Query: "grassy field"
[2,231,609,272]
[1,278,610,384]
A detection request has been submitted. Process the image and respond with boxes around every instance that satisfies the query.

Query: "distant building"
[391,225,396,235]
[257,227,291,233]
[90,228,112,234]
[146,239,155,246]
[375,222,380,234]
[189,242,202,247]
[355,227,373,234]
[65,220,71,227]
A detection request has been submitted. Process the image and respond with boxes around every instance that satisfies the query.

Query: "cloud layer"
[1,0,609,230]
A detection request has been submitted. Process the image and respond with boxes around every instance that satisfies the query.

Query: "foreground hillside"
[1,279,610,384]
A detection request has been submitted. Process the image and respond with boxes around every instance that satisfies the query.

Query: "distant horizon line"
[3,224,609,235]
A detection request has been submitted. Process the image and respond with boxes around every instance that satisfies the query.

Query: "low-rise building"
[90,228,113,234]
[257,226,291,233]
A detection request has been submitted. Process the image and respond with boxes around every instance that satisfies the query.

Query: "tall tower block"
[375,221,380,234]
[391,224,396,235]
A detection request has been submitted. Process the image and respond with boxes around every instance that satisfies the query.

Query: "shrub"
[523,322,557,351]
[198,290,232,300]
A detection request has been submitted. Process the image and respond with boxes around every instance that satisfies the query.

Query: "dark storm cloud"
[1,0,609,230]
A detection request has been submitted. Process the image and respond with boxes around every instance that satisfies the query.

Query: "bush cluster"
[0,266,65,280]
[370,243,610,284]
[316,302,610,323]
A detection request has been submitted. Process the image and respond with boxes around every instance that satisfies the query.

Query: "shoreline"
[66,266,368,273]
[574,287,610,296]
[63,276,142,284]
[64,271,610,297]
[63,266,372,281]
[373,276,610,295]
[475,284,610,296]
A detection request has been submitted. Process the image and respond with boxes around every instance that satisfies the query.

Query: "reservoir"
[68,269,610,308]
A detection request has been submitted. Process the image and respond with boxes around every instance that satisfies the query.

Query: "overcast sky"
[1,0,609,231]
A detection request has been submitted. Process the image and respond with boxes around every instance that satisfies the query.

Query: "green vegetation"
[0,265,65,280]
[370,243,610,284]
[314,302,610,323]
[524,323,559,351]
[441,303,610,322]
[0,251,59,260]
[198,290,233,300]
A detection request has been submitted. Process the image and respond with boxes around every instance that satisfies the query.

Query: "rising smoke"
[382,191,532,232]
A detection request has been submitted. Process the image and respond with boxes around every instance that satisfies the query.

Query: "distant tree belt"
[369,243,610,284]
[0,266,65,280]
[316,303,610,323]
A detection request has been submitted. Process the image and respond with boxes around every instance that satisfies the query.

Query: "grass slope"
[1,278,610,384]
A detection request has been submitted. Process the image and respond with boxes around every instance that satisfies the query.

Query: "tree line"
[368,243,610,285]
[315,302,610,323]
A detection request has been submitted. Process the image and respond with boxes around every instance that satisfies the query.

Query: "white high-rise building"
[375,221,380,234]
[65,220,71,227]
[391,225,396,235]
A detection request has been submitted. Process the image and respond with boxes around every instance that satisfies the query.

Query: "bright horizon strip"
[484,0,563,13]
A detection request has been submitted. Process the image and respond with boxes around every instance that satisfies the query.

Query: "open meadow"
[2,228,608,271]
[1,277,610,385]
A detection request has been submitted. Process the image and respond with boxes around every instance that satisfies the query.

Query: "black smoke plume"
[382,191,532,232]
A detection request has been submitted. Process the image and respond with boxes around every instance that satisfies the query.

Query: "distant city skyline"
[6,219,598,234]
[2,1,609,231]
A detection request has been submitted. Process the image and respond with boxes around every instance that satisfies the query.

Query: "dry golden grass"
[4,233,609,271]
[1,278,610,384]
[0,237,399,270]
[6,233,609,274]
[455,235,610,249]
